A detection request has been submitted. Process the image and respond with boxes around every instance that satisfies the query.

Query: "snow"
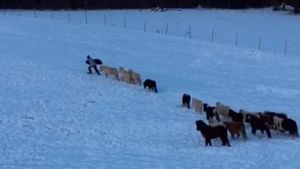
[0,8,300,169]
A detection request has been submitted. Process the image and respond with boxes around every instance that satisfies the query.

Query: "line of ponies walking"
[182,93,299,147]
[85,57,158,93]
[85,56,298,147]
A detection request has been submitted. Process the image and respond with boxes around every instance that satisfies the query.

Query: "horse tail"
[226,138,231,147]
[290,119,299,137]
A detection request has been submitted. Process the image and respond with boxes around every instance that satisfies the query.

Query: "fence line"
[1,9,300,56]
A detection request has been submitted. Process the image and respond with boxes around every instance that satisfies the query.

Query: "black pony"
[182,94,191,109]
[143,79,158,93]
[282,118,299,137]
[195,120,230,147]
[203,103,220,122]
[228,109,244,123]
[246,114,272,138]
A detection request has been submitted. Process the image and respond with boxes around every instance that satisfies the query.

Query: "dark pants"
[88,66,100,75]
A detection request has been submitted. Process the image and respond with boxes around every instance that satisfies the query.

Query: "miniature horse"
[228,109,244,123]
[182,94,191,109]
[282,118,299,137]
[203,103,220,124]
[224,121,247,139]
[195,120,230,147]
[143,79,158,93]
[246,114,272,138]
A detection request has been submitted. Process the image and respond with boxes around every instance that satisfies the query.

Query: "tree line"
[1,0,299,13]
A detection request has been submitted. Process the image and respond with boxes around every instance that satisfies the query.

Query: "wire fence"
[1,9,300,56]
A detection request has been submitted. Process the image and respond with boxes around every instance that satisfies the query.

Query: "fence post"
[284,41,288,55]
[123,17,126,28]
[258,37,262,51]
[85,10,88,24]
[2,1,5,16]
[143,19,147,32]
[165,22,168,35]
[235,33,239,47]
[51,10,54,21]
[18,6,21,16]
[189,25,192,39]
[211,29,215,43]
[84,0,88,24]
[67,9,71,23]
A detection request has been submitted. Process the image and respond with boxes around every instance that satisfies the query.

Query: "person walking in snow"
[86,55,101,75]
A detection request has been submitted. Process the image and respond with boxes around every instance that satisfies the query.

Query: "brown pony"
[128,69,142,86]
[223,121,247,139]
[192,98,203,113]
[195,120,230,147]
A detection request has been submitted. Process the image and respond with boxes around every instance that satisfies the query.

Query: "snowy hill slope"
[0,11,300,169]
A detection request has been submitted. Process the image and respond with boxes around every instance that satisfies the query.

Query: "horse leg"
[265,126,272,138]
[251,127,257,135]
[208,139,212,146]
[154,86,158,93]
[184,103,188,108]
[221,136,231,147]
[221,138,226,146]
[229,131,234,139]
[236,131,240,138]
[205,138,209,146]
[226,138,231,147]
[205,138,212,146]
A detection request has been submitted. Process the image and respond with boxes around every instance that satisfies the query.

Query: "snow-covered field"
[0,9,300,169]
